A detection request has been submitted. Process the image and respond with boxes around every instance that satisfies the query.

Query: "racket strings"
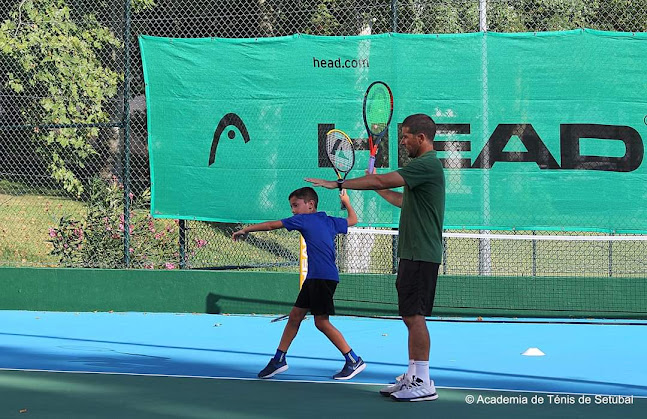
[326,132,355,173]
[365,85,392,135]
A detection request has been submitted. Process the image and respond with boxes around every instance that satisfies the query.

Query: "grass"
[2,179,647,279]
[0,180,302,269]
[0,190,86,266]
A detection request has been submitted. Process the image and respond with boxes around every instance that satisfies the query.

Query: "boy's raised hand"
[339,190,351,207]
[232,230,248,241]
[341,190,358,226]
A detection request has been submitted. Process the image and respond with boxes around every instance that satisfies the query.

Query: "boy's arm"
[232,220,284,241]
[339,191,358,227]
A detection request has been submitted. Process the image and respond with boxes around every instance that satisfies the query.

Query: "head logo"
[318,122,644,172]
[208,113,250,166]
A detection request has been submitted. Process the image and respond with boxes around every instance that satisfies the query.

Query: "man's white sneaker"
[379,373,411,397]
[390,376,438,402]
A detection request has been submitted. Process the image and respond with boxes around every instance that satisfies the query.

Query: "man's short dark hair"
[402,114,436,142]
[289,187,319,208]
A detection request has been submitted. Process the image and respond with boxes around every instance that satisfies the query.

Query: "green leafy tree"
[396,0,478,34]
[513,0,587,31]
[486,0,647,33]
[0,0,121,196]
[587,0,647,32]
[0,0,154,196]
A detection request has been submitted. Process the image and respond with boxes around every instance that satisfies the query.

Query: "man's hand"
[304,178,337,189]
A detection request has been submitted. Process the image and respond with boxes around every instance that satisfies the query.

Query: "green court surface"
[0,370,645,419]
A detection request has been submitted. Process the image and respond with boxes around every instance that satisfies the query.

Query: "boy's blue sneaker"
[333,357,366,380]
[258,358,289,379]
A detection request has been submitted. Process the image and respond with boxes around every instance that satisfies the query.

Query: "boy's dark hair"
[402,113,437,141]
[289,187,319,208]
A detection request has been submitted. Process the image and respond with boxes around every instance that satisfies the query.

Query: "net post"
[299,234,307,288]
[442,234,447,275]
[608,231,614,277]
[532,230,537,277]
[392,231,398,274]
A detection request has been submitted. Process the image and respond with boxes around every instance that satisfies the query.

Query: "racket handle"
[368,156,376,174]
[337,179,346,211]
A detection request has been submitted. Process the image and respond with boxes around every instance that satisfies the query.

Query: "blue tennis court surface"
[1,311,645,397]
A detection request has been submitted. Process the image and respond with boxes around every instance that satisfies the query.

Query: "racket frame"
[362,81,394,173]
[325,129,356,210]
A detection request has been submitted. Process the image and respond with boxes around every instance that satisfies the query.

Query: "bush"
[48,176,198,269]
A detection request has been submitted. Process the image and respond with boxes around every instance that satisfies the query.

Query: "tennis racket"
[363,81,394,174]
[325,129,356,210]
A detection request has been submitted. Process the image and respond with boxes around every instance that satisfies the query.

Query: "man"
[306,113,445,402]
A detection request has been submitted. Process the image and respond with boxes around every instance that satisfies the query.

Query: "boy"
[232,187,365,380]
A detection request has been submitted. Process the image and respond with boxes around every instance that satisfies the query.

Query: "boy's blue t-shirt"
[281,212,348,282]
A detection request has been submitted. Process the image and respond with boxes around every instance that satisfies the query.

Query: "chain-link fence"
[2,0,647,277]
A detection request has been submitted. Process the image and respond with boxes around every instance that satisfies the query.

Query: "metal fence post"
[179,220,187,269]
[391,0,398,32]
[478,0,492,276]
[122,0,132,266]
[480,0,488,32]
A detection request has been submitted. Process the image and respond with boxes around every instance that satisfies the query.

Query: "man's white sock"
[414,360,430,386]
[406,359,415,378]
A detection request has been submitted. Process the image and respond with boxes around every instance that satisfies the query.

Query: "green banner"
[140,30,647,232]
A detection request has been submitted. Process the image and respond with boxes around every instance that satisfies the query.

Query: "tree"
[0,0,154,196]
[1,0,122,195]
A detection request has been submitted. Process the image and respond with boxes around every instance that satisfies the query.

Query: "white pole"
[479,0,488,32]
[478,0,492,276]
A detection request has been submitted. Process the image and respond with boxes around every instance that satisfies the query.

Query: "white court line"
[1,367,645,398]
[0,367,380,385]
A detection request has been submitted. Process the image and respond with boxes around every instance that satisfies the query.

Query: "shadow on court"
[0,370,645,419]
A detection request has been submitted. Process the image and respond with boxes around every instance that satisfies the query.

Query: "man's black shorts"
[396,259,440,316]
[294,279,337,315]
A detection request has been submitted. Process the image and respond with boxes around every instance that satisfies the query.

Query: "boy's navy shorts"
[294,278,337,315]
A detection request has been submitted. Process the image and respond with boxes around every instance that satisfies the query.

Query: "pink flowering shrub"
[48,177,205,269]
